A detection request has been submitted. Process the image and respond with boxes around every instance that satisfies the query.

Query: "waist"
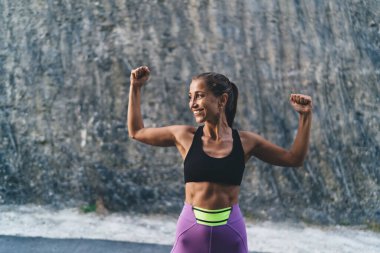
[185,182,240,209]
[182,201,243,226]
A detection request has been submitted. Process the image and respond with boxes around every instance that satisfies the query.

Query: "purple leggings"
[171,202,248,253]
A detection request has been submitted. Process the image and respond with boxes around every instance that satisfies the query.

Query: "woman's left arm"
[285,94,313,166]
[241,94,312,167]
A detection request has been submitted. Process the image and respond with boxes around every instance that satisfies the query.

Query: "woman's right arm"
[127,66,194,148]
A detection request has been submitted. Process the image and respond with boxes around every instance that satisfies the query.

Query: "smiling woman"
[189,72,238,129]
[127,66,312,253]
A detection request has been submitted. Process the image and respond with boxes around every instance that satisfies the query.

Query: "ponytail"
[226,81,238,127]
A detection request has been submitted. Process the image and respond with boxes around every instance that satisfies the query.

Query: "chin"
[194,117,205,124]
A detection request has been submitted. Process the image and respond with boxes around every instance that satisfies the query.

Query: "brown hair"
[192,72,238,127]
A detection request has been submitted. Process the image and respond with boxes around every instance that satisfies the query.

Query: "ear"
[219,93,229,108]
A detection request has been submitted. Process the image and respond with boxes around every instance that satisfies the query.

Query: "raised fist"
[290,94,313,115]
[130,66,150,88]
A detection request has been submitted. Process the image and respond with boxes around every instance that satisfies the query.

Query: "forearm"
[289,112,312,166]
[127,85,144,138]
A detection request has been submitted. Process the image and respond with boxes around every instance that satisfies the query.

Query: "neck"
[203,116,230,141]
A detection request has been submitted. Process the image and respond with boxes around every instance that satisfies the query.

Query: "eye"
[189,92,204,101]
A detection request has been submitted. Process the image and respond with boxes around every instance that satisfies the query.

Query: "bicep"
[244,132,297,167]
[131,125,193,147]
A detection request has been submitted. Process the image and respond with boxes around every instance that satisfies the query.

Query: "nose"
[189,98,198,109]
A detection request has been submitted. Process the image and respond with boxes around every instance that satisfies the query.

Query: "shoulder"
[171,125,196,134]
[170,125,198,158]
[170,125,197,140]
[236,130,262,154]
[238,130,268,146]
[236,130,260,140]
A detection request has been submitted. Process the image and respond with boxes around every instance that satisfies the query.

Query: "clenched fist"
[290,94,313,115]
[130,66,150,88]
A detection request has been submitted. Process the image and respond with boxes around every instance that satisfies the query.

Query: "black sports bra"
[184,126,245,186]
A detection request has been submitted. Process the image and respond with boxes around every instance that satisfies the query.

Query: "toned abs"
[185,182,240,209]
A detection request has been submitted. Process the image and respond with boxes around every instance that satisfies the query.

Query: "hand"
[130,66,150,88]
[290,94,312,115]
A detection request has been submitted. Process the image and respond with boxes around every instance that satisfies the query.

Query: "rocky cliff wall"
[0,0,379,225]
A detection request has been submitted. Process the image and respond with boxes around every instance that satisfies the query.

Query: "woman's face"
[188,79,220,124]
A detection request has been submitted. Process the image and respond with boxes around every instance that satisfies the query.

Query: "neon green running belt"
[192,206,232,226]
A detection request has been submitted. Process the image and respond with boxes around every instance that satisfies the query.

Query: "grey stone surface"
[0,0,379,225]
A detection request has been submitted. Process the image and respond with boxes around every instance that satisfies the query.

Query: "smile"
[193,109,204,115]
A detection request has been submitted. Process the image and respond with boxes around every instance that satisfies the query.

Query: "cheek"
[208,103,218,112]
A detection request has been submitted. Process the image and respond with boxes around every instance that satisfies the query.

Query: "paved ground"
[0,236,262,253]
[2,205,379,253]
[0,236,172,253]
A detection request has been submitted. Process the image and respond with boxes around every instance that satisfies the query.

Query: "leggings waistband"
[193,206,232,226]
[182,202,243,226]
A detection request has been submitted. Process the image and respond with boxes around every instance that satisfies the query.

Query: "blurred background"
[0,0,379,229]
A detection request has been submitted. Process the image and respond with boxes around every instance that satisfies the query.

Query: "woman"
[128,66,312,253]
